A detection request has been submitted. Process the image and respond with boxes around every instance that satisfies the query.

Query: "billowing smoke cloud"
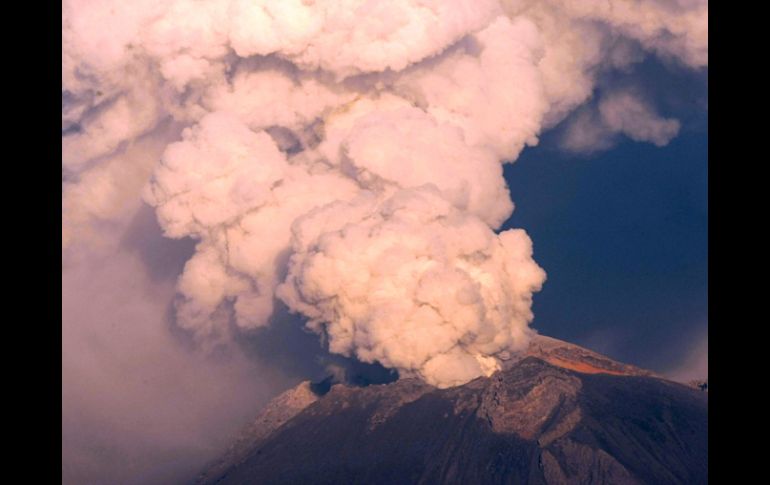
[63,2,707,477]
[278,187,545,387]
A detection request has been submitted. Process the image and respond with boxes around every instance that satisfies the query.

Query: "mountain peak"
[198,336,705,484]
[512,334,656,378]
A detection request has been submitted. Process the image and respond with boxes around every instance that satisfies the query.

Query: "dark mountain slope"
[203,352,707,485]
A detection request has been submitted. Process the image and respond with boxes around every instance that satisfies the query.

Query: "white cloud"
[278,187,545,387]
[63,0,708,418]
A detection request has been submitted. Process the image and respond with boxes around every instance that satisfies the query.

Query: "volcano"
[197,335,707,484]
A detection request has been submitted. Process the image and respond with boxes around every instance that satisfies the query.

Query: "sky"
[502,58,708,379]
[62,1,708,483]
[504,127,707,376]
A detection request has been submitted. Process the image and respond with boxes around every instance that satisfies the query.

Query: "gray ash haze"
[62,1,707,483]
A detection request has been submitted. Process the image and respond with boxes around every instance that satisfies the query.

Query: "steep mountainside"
[196,381,320,484]
[199,336,707,485]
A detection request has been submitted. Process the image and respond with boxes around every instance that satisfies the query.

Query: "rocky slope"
[509,335,656,378]
[198,336,707,485]
[195,381,320,484]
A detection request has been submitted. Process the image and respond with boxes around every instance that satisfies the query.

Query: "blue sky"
[502,112,707,376]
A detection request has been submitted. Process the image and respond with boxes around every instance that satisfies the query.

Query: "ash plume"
[62,0,707,481]
[64,0,706,386]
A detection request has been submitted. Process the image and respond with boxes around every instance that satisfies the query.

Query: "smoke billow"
[63,0,706,480]
[62,241,286,484]
[278,186,545,387]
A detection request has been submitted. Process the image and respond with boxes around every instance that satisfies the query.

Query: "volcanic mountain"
[197,335,707,485]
